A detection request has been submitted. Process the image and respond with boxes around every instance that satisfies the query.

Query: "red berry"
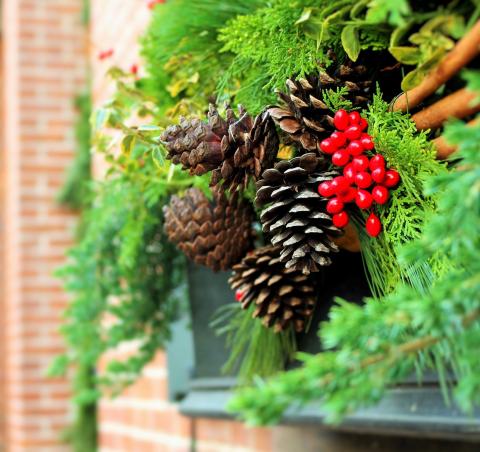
[352,155,370,172]
[347,140,364,156]
[372,185,390,205]
[369,154,385,171]
[384,169,401,188]
[320,138,337,155]
[330,131,347,148]
[338,187,357,203]
[235,289,244,302]
[355,171,373,189]
[366,212,382,237]
[348,111,361,124]
[98,48,114,60]
[371,167,386,184]
[343,164,356,184]
[345,125,362,140]
[130,64,139,75]
[148,0,166,9]
[318,181,335,198]
[355,189,373,210]
[333,211,349,228]
[360,136,375,150]
[331,176,350,194]
[334,109,350,131]
[358,118,368,131]
[327,198,345,214]
[332,150,350,167]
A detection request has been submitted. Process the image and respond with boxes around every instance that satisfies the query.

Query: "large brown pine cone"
[229,245,317,333]
[255,153,340,274]
[163,188,254,271]
[161,105,279,192]
[269,64,372,152]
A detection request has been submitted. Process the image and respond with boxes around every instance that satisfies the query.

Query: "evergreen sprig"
[360,94,448,296]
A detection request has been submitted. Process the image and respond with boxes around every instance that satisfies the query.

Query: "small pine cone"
[268,54,373,152]
[229,245,317,333]
[255,153,340,274]
[163,188,254,271]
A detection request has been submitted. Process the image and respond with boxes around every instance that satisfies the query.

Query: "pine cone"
[163,188,254,271]
[162,105,279,192]
[268,53,375,152]
[255,153,340,274]
[229,245,317,333]
[210,106,279,192]
[161,113,228,176]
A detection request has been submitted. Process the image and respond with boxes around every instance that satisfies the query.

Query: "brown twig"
[433,119,479,159]
[393,20,480,112]
[412,88,480,130]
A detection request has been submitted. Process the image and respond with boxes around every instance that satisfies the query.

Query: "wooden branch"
[393,20,480,112]
[412,88,480,130]
[433,119,478,159]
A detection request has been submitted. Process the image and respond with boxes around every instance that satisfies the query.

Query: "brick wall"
[1,0,87,450]
[90,1,273,451]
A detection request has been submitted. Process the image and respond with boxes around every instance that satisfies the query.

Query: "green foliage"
[57,93,92,210]
[212,304,297,381]
[54,70,205,452]
[218,0,323,113]
[140,0,263,113]
[359,94,448,296]
[217,0,478,108]
[56,160,186,394]
[228,76,480,425]
[390,13,467,90]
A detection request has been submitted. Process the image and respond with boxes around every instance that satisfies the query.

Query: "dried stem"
[412,88,480,130]
[433,119,479,159]
[393,20,480,112]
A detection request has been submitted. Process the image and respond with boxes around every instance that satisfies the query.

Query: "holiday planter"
[178,259,480,440]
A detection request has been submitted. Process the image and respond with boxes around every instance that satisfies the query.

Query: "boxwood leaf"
[341,25,360,61]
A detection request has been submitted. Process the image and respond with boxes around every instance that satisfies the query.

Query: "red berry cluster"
[317,109,400,238]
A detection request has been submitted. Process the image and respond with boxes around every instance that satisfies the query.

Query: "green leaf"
[93,108,109,132]
[341,26,361,61]
[295,7,313,25]
[121,135,136,155]
[389,46,422,65]
[401,49,446,90]
[389,20,414,47]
